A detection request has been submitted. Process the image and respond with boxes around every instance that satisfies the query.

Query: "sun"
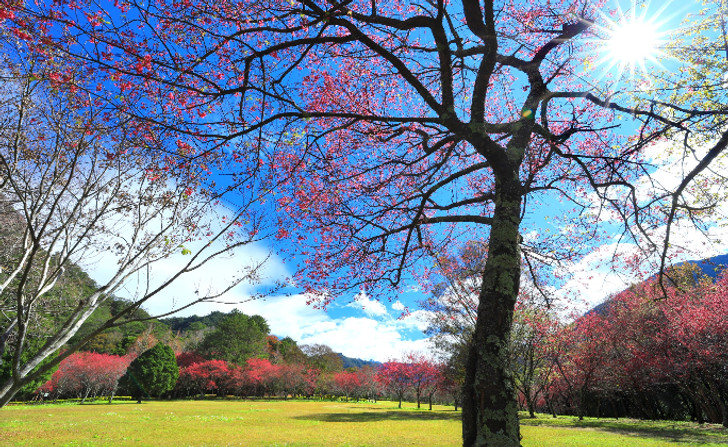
[594,1,670,85]
[605,18,661,69]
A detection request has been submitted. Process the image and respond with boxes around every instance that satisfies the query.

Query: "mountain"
[590,254,728,316]
[673,253,728,279]
[339,353,381,370]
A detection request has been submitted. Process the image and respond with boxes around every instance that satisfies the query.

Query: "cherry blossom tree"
[357,365,382,402]
[404,352,439,409]
[276,363,310,399]
[177,359,232,398]
[333,370,362,401]
[588,266,728,426]
[4,0,727,443]
[510,301,558,418]
[39,351,130,402]
[377,361,412,409]
[552,312,613,420]
[301,367,320,399]
[244,357,280,397]
[176,351,206,369]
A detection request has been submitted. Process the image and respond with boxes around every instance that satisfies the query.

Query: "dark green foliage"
[278,337,306,364]
[267,336,307,364]
[0,338,57,401]
[119,344,178,402]
[161,311,229,332]
[1,260,102,355]
[68,298,172,355]
[197,310,269,365]
[188,321,206,332]
[302,344,344,372]
[339,354,381,370]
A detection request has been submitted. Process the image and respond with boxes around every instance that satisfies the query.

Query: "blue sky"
[79,0,727,363]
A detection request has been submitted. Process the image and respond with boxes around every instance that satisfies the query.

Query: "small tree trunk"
[695,396,705,425]
[611,400,619,420]
[526,396,536,418]
[577,387,585,421]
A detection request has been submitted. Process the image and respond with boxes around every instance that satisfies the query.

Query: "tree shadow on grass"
[520,417,728,445]
[294,410,461,423]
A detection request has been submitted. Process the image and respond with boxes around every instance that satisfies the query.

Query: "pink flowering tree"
[39,352,130,402]
[377,361,412,409]
[244,358,280,398]
[333,370,363,402]
[177,360,233,398]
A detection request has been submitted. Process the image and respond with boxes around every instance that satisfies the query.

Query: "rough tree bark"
[463,169,523,446]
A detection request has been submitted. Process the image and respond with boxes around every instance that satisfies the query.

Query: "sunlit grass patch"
[0,400,461,446]
[521,413,728,446]
[1,400,728,446]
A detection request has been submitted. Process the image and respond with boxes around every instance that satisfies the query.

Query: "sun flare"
[594,1,670,86]
[605,19,661,68]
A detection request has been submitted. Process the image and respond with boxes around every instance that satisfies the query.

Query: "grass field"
[1,399,727,446]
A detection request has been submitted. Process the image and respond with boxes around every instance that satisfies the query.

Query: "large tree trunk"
[462,175,522,446]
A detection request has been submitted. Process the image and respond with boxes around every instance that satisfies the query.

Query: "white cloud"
[391,300,406,311]
[78,184,290,319]
[237,294,431,362]
[348,290,389,317]
[395,309,432,332]
[554,218,728,315]
[87,236,286,318]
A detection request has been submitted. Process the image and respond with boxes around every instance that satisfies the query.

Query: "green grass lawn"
[1,399,727,446]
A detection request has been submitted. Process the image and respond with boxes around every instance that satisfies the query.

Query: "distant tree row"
[33,309,460,408]
[425,248,728,426]
[34,308,463,407]
[37,344,458,409]
[547,265,728,426]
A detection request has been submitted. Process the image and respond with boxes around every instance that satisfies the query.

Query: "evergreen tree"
[120,344,178,403]
[197,310,269,365]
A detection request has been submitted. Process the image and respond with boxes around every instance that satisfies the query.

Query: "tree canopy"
[119,343,179,403]
[197,310,270,365]
[0,35,267,407]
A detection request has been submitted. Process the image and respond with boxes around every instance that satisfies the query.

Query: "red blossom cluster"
[38,352,132,403]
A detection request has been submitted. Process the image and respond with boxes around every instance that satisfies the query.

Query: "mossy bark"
[462,173,522,446]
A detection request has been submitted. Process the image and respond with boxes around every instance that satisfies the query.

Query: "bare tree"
[0,64,269,406]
